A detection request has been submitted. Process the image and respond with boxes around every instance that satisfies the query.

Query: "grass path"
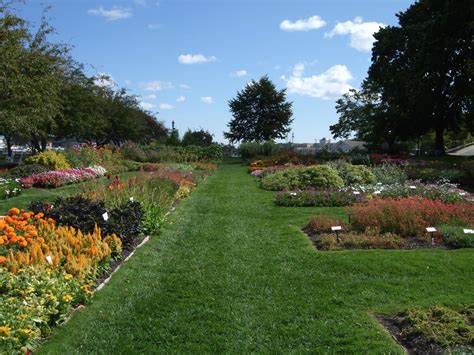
[39,161,474,353]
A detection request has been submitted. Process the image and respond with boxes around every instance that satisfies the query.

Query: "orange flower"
[8,208,20,216]
[0,256,6,264]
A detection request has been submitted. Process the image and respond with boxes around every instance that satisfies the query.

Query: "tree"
[224,76,293,143]
[368,0,474,152]
[182,129,213,146]
[330,81,408,152]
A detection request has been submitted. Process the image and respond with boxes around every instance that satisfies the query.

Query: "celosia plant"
[349,197,474,237]
[19,165,107,188]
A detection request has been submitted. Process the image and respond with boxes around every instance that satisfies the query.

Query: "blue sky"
[20,0,413,144]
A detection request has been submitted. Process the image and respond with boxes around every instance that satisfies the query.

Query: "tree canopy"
[0,2,168,154]
[224,76,293,143]
[182,129,214,147]
[331,0,474,152]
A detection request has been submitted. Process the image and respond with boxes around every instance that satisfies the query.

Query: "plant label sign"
[409,185,417,189]
[374,191,381,195]
[426,227,437,233]
[129,197,134,202]
[331,226,342,231]
[102,212,109,221]
[45,255,53,264]
[463,229,474,234]
[353,191,360,195]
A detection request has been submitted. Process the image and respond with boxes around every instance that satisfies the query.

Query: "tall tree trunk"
[40,137,48,151]
[5,135,12,157]
[434,125,445,153]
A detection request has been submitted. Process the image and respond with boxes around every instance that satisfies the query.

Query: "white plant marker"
[463,229,474,234]
[374,191,381,195]
[331,226,342,243]
[102,212,109,221]
[129,197,134,202]
[45,255,53,264]
[353,191,360,195]
[409,185,417,189]
[459,192,466,196]
[426,227,437,246]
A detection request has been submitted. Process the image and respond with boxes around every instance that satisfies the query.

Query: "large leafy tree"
[368,0,474,152]
[224,76,293,143]
[182,129,213,146]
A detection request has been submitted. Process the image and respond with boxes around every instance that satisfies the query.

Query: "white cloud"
[325,17,385,52]
[201,96,214,104]
[176,96,186,103]
[280,15,326,32]
[142,81,173,91]
[87,6,132,21]
[231,69,248,77]
[282,63,353,100]
[140,102,155,110]
[180,84,191,89]
[159,103,174,110]
[178,54,217,64]
[94,73,116,88]
[144,94,157,100]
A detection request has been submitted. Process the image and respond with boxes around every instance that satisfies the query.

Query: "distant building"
[293,138,367,155]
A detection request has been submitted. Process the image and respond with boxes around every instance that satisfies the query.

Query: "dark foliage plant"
[106,201,144,245]
[29,196,108,234]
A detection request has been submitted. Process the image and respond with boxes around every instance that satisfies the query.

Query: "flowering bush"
[276,189,366,207]
[20,165,107,188]
[305,215,348,234]
[0,178,21,200]
[24,150,71,170]
[64,144,120,167]
[349,197,474,237]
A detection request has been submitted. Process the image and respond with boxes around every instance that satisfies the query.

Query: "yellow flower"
[64,273,73,280]
[0,326,11,336]
[20,328,33,335]
[49,295,57,302]
[62,294,73,302]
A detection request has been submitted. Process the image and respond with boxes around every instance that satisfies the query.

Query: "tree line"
[0,2,168,156]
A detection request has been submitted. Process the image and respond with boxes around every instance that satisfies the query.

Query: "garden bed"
[377,306,474,354]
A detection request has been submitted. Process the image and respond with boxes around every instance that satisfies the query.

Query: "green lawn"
[0,172,139,215]
[38,161,473,353]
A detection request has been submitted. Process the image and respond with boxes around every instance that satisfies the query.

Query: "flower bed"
[19,165,107,188]
[303,198,474,250]
[0,178,21,200]
[276,189,366,207]
[0,208,121,352]
[379,305,474,354]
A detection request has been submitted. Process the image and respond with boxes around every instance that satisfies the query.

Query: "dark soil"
[378,315,474,355]
[302,226,448,251]
[93,234,147,288]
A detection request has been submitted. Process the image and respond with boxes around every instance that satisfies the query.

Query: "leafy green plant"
[371,164,407,184]
[106,201,144,246]
[328,161,376,185]
[24,150,70,170]
[7,163,49,178]
[438,225,474,248]
[318,232,404,250]
[401,305,473,348]
[239,141,280,160]
[276,189,365,207]
[260,168,300,191]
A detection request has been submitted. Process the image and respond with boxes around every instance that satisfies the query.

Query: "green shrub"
[7,163,49,178]
[371,164,407,184]
[24,150,70,170]
[260,165,343,191]
[318,232,404,250]
[401,305,473,348]
[275,189,365,207]
[260,168,300,191]
[438,225,474,248]
[240,141,280,160]
[329,161,376,185]
[298,166,344,189]
[121,141,147,162]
